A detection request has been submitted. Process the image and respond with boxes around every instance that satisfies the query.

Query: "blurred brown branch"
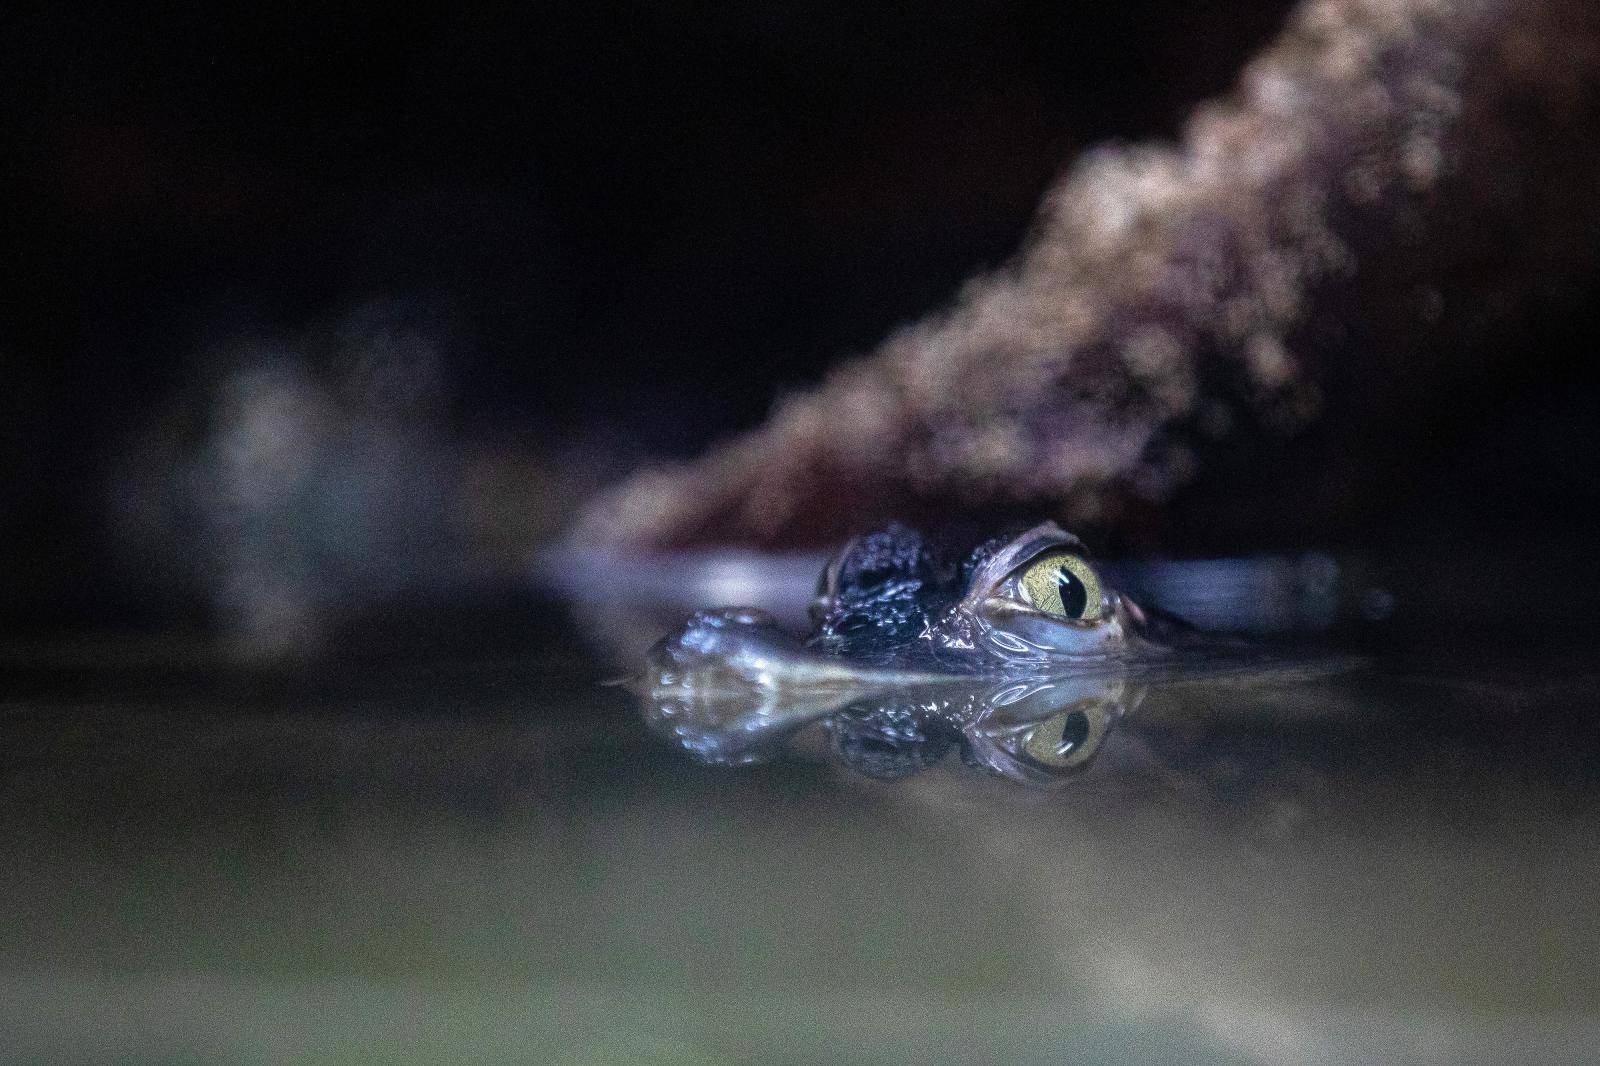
[577,0,1600,551]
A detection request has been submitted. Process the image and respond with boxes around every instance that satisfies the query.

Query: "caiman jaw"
[645,608,951,701]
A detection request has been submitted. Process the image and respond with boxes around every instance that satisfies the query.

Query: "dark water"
[3,544,1599,1063]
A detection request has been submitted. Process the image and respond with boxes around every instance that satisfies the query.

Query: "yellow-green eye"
[1019,550,1105,622]
[1020,707,1111,769]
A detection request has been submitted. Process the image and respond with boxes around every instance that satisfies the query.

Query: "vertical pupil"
[1055,566,1088,618]
[1055,710,1091,756]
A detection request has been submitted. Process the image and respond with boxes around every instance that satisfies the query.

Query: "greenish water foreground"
[2,591,1598,1063]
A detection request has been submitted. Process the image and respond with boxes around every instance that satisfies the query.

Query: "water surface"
[3,540,1598,1063]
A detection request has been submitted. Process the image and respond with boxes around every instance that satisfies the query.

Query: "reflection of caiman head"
[639,522,1197,786]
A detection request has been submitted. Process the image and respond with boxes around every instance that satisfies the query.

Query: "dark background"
[3,1,1597,635]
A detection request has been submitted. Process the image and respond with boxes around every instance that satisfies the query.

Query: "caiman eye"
[1018,550,1105,622]
[1020,707,1110,769]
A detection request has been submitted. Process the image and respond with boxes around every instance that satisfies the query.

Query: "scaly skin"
[640,523,1191,783]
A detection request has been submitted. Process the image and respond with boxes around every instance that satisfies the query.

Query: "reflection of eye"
[1018,551,1105,622]
[1020,708,1108,769]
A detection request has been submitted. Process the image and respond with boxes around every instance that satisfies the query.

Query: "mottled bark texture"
[577,0,1600,551]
